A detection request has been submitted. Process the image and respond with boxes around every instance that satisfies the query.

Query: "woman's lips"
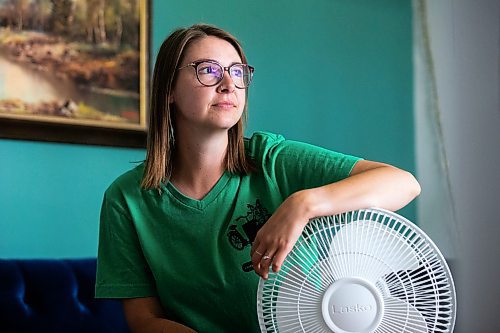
[212,102,236,109]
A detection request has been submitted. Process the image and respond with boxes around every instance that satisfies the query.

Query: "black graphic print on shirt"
[227,199,271,272]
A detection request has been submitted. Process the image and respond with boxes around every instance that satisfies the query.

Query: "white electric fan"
[257,208,456,333]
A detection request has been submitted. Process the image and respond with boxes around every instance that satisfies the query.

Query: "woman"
[95,24,420,333]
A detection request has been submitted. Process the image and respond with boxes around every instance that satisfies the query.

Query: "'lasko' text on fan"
[331,304,374,314]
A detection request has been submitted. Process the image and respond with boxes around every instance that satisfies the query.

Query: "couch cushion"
[0,258,129,333]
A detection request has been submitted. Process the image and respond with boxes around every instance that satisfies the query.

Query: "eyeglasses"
[177,60,254,89]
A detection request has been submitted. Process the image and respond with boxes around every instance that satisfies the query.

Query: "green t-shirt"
[95,131,361,332]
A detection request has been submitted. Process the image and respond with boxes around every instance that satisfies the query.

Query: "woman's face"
[171,36,246,135]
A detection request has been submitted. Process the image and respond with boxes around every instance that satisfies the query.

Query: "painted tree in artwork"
[50,0,74,36]
[0,0,29,30]
[15,0,28,30]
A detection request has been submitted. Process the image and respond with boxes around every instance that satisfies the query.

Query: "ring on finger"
[262,255,272,260]
[255,250,263,256]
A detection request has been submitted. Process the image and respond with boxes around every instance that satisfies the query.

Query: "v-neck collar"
[165,171,233,211]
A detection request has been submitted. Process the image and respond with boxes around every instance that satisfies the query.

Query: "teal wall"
[0,141,144,258]
[0,0,413,258]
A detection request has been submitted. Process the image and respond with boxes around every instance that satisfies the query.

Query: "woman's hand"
[251,191,312,279]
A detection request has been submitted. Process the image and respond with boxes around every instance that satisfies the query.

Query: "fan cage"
[257,208,456,333]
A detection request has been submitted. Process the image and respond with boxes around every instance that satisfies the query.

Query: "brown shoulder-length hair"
[141,24,255,190]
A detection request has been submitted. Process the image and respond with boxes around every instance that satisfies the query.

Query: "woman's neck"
[170,129,228,200]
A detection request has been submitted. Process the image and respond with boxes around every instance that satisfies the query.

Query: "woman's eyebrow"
[190,58,243,65]
[193,57,215,62]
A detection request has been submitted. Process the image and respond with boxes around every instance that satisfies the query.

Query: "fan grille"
[257,208,456,333]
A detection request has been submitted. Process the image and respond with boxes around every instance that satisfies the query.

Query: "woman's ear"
[167,94,174,104]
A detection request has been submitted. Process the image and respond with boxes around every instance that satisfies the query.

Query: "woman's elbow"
[405,170,421,200]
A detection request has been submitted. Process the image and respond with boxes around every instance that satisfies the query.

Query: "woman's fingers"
[260,253,273,279]
[251,246,273,277]
[251,243,295,279]
[251,249,262,267]
[250,238,261,257]
[251,233,300,278]
[271,243,293,274]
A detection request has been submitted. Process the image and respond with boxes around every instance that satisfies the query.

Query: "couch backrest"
[0,258,130,333]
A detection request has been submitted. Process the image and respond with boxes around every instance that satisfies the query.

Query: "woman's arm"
[251,160,421,279]
[123,297,197,333]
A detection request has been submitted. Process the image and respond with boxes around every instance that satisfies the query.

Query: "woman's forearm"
[296,164,421,220]
[123,297,197,333]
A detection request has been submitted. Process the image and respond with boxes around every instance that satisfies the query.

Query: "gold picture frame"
[0,0,150,147]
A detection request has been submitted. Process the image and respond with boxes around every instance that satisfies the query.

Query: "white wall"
[415,0,500,331]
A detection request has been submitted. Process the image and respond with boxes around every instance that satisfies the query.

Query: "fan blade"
[378,296,429,333]
[274,267,305,332]
[329,220,420,282]
[274,265,327,333]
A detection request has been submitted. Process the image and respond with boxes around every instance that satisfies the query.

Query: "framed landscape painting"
[0,0,149,147]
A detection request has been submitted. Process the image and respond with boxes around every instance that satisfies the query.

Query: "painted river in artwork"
[0,54,139,122]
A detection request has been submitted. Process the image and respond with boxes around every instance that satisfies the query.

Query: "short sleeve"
[95,188,157,298]
[247,132,363,198]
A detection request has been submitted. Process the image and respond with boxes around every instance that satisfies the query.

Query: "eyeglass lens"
[196,62,252,88]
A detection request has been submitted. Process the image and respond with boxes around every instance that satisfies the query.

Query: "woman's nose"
[217,70,236,93]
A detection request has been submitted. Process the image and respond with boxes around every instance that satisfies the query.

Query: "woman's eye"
[232,68,243,77]
[199,65,220,75]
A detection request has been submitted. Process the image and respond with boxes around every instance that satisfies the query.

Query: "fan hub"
[321,277,383,333]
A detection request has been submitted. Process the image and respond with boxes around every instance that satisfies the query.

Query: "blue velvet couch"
[0,258,130,333]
